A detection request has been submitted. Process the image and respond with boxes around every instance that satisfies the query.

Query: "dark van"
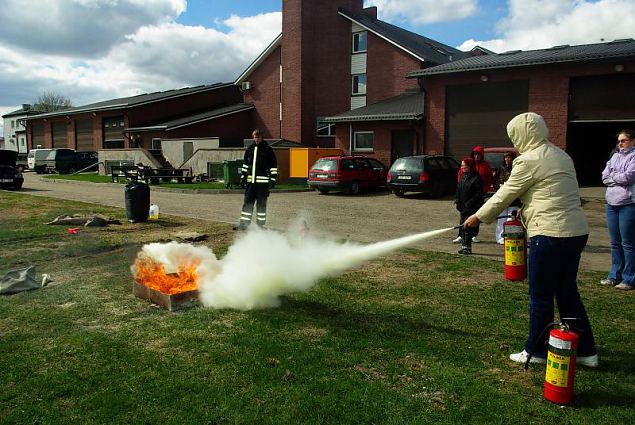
[387,155,460,198]
[43,149,98,174]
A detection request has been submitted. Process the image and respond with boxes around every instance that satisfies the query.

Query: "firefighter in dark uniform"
[234,129,278,230]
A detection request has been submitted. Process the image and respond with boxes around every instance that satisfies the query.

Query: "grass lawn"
[1,190,633,424]
[43,173,308,191]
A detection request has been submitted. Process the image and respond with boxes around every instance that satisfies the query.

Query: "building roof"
[126,103,254,132]
[338,8,468,65]
[25,83,234,119]
[2,106,41,118]
[407,38,635,77]
[323,91,424,123]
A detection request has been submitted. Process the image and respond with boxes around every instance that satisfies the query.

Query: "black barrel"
[124,182,150,222]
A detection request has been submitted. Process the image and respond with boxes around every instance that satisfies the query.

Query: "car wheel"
[35,166,44,174]
[348,181,360,195]
[67,167,77,174]
[13,182,23,190]
[393,189,405,197]
[318,188,329,195]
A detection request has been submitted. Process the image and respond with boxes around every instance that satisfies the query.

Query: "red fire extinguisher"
[502,210,527,281]
[544,323,579,405]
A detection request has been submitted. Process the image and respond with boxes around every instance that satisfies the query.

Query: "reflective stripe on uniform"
[251,145,258,184]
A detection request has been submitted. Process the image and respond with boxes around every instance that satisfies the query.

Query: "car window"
[425,158,442,170]
[27,151,35,159]
[355,159,370,169]
[312,158,337,171]
[368,159,385,170]
[45,151,56,160]
[341,159,356,170]
[437,157,458,169]
[391,157,423,171]
[485,153,505,170]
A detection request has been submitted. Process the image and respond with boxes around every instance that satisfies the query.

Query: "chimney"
[22,104,31,111]
[362,6,377,19]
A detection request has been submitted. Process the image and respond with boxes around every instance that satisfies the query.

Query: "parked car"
[15,153,27,173]
[27,149,53,174]
[387,155,460,198]
[43,149,98,174]
[307,155,387,195]
[0,149,24,190]
[483,147,518,191]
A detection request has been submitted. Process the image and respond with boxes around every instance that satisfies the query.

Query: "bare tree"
[32,91,73,113]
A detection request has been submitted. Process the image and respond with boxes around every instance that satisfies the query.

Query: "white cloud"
[459,0,635,52]
[366,0,477,25]
[0,2,281,121]
[0,0,186,57]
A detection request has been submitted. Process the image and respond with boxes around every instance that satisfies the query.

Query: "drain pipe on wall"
[349,123,353,154]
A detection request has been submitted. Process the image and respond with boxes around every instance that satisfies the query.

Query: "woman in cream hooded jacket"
[464,112,598,365]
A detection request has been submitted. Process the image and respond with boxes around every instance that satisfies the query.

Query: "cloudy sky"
[1,0,634,135]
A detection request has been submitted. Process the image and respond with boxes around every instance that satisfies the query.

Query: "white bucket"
[148,204,160,220]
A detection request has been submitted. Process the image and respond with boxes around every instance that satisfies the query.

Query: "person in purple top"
[601,129,635,290]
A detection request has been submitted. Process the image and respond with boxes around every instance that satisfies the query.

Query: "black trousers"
[459,210,479,247]
[240,183,270,227]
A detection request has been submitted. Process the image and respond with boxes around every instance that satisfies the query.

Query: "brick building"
[25,83,250,152]
[408,40,635,184]
[235,0,465,167]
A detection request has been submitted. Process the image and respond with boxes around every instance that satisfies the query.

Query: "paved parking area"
[19,172,610,271]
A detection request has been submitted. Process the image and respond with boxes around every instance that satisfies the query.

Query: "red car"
[307,155,387,195]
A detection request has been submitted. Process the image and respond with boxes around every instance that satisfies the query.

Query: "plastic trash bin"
[125,182,150,222]
[223,159,244,188]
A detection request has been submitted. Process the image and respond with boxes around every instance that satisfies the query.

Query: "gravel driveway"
[19,172,610,272]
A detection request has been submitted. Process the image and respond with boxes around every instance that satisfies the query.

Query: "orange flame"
[133,257,199,295]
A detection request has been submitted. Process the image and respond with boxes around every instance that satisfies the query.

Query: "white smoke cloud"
[133,223,453,311]
[458,0,635,52]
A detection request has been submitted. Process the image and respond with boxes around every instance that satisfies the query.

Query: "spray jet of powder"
[132,224,456,311]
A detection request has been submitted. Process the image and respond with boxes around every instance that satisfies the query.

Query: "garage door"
[446,80,529,160]
[567,73,635,185]
[31,123,44,148]
[52,123,67,148]
[75,119,93,150]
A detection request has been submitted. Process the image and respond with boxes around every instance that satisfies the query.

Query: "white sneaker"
[576,354,599,368]
[471,237,481,243]
[509,350,546,364]
[497,239,504,245]
[452,236,463,243]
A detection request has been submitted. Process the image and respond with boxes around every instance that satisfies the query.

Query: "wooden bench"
[111,165,141,183]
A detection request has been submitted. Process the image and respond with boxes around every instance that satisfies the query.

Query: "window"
[352,74,367,95]
[353,131,373,152]
[368,158,385,171]
[316,119,335,137]
[353,31,367,53]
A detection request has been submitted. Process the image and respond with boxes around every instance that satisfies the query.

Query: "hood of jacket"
[471,145,485,159]
[506,112,549,154]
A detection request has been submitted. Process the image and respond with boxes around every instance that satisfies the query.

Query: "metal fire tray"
[132,281,198,311]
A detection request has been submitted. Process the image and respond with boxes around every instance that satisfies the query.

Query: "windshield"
[391,157,423,171]
[312,159,338,171]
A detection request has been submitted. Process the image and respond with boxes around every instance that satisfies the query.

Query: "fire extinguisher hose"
[523,318,583,370]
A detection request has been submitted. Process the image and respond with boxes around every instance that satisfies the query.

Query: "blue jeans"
[525,235,597,357]
[606,203,635,286]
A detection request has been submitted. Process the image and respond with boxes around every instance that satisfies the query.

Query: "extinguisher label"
[548,335,572,350]
[546,352,571,387]
[504,239,525,265]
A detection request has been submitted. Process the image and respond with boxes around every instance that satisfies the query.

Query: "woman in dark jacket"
[455,157,484,255]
